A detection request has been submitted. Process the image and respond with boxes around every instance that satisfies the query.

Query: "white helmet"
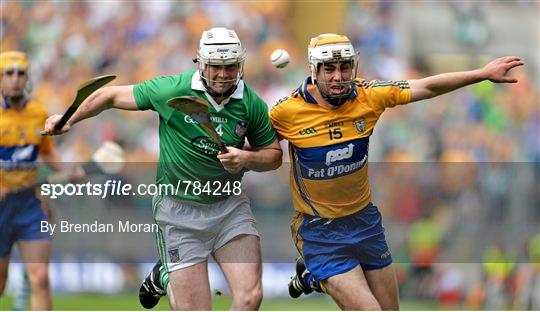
[197,27,246,97]
[308,34,358,105]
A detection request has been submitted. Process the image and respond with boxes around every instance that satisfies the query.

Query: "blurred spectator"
[482,244,517,310]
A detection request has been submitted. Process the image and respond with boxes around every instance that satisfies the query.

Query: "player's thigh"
[0,255,9,293]
[18,239,50,263]
[0,194,18,267]
[324,264,381,310]
[11,192,51,264]
[364,263,399,310]
[18,239,51,288]
[214,234,262,295]
[153,195,215,271]
[168,262,211,310]
[212,194,261,291]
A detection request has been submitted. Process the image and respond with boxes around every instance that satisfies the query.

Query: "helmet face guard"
[196,28,246,98]
[308,34,358,106]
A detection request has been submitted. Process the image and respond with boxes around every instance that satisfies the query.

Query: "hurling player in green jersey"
[42,27,282,310]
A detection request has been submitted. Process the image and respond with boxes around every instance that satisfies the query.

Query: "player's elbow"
[249,148,282,172]
[268,148,283,170]
[409,79,437,102]
[411,88,437,102]
[85,86,115,111]
[265,139,283,170]
[107,85,138,110]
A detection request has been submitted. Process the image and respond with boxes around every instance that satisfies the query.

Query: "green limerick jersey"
[133,69,277,203]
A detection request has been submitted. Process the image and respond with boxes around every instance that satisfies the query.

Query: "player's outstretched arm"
[41,85,138,135]
[217,138,282,174]
[408,56,524,102]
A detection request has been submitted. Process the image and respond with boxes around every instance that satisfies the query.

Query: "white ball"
[270,49,290,68]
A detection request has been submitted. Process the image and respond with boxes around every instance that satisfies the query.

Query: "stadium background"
[1,0,539,310]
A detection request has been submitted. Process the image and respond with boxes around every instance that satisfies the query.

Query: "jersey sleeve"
[362,80,412,117]
[269,97,291,140]
[133,75,183,121]
[245,89,277,148]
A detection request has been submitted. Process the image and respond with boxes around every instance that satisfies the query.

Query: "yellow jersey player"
[269,34,523,310]
[0,51,75,310]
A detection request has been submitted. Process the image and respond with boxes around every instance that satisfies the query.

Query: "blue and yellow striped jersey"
[0,98,53,190]
[270,77,411,218]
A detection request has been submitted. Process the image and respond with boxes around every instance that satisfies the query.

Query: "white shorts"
[152,193,259,272]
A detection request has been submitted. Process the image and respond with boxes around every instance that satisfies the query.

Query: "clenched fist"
[217,146,247,174]
[41,114,71,136]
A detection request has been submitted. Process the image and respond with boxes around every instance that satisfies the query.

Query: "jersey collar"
[1,96,29,110]
[297,76,358,104]
[191,71,244,112]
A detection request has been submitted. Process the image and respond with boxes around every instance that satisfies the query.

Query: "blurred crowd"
[2,0,301,162]
[2,0,539,309]
[2,1,538,163]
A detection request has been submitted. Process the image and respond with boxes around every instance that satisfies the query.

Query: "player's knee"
[29,268,50,290]
[341,300,381,311]
[357,298,382,311]
[234,284,263,309]
[335,292,382,310]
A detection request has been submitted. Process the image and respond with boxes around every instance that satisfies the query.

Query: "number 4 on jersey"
[215,124,223,136]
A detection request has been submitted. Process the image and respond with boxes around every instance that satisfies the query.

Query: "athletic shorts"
[291,203,392,283]
[152,193,259,272]
[0,190,50,257]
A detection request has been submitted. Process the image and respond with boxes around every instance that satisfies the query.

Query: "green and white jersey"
[133,69,277,204]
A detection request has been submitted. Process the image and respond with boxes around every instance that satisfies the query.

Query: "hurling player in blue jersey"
[269,34,523,310]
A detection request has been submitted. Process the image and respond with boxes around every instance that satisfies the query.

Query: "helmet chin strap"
[201,76,238,98]
[198,66,241,99]
[1,92,25,103]
[1,92,28,109]
[1,80,32,106]
[325,96,347,107]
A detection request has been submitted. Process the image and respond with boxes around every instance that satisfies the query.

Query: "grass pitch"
[0,293,443,310]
